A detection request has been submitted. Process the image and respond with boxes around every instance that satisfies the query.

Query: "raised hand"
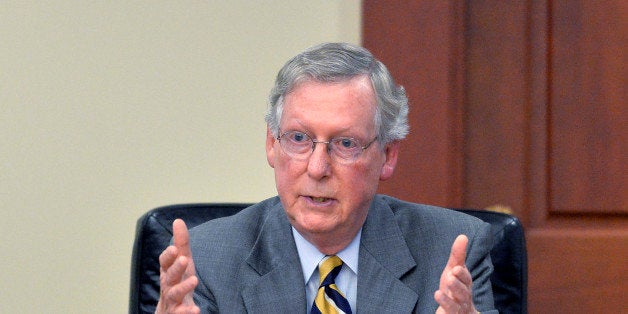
[155,219,200,314]
[434,235,478,314]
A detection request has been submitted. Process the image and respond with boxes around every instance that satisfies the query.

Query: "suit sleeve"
[466,221,498,314]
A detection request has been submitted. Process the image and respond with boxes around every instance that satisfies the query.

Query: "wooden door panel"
[363,1,465,207]
[463,0,628,310]
[527,229,628,312]
[462,0,530,218]
[363,0,628,312]
[549,0,628,214]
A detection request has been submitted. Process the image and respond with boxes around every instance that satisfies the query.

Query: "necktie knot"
[311,255,352,314]
[318,255,343,287]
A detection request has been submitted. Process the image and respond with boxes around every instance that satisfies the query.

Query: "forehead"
[281,76,377,134]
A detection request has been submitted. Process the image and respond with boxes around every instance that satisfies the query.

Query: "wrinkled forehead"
[280,77,378,135]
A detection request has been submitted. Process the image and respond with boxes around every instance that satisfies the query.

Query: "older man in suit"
[157,43,497,314]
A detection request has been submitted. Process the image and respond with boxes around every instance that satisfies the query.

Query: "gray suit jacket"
[189,195,497,313]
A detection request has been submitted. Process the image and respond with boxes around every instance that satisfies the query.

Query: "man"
[157,43,496,313]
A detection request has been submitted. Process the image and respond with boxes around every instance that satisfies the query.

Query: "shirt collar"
[292,226,361,284]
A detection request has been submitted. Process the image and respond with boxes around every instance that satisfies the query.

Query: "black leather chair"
[129,204,527,314]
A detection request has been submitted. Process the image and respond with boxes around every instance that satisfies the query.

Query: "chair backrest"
[129,204,527,314]
[457,209,528,314]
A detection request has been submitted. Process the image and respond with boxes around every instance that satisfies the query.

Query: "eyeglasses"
[277,130,378,163]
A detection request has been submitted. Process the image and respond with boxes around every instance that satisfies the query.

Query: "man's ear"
[266,127,276,168]
[380,141,400,181]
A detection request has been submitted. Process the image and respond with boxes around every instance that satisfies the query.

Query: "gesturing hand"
[434,235,479,314]
[156,219,200,314]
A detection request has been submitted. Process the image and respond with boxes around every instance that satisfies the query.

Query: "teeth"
[311,197,327,202]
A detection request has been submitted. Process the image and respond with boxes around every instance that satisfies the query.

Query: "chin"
[293,214,338,235]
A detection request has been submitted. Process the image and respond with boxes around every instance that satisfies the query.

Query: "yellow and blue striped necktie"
[311,255,352,314]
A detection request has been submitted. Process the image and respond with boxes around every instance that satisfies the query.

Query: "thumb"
[173,218,192,258]
[445,234,468,269]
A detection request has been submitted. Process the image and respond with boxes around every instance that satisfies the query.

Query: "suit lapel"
[357,196,419,312]
[240,201,307,313]
[237,196,421,312]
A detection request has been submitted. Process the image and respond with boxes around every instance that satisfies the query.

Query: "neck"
[302,227,361,256]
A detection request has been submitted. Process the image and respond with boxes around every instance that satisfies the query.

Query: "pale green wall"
[0,1,361,312]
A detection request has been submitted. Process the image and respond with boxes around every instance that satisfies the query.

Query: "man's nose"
[307,141,332,179]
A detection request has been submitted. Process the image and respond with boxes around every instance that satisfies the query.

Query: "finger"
[173,219,193,258]
[157,303,200,314]
[445,234,468,269]
[452,265,473,287]
[159,245,179,271]
[172,304,201,314]
[434,289,458,313]
[443,269,471,301]
[436,288,476,314]
[166,256,190,286]
[164,275,198,305]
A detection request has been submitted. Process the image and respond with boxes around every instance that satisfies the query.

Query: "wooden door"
[363,1,627,312]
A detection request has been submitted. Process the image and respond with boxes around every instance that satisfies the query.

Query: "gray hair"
[265,42,409,145]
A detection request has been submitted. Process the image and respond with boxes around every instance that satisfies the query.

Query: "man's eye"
[290,132,308,142]
[338,138,357,148]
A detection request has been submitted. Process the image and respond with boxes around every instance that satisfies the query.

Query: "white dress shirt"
[292,227,361,314]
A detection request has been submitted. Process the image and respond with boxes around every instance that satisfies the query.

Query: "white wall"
[0,2,361,312]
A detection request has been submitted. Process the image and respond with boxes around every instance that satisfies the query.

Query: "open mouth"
[310,196,330,203]
[303,195,335,204]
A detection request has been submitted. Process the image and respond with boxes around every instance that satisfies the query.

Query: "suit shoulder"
[188,196,281,247]
[377,194,486,231]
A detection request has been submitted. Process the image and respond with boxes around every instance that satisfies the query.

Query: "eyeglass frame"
[276,130,379,163]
